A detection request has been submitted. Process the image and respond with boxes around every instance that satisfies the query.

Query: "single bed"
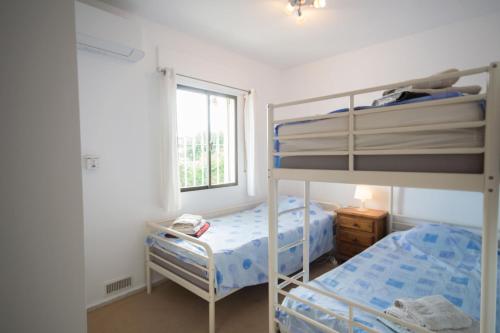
[275,93,486,174]
[277,223,500,333]
[147,196,334,296]
[145,196,336,333]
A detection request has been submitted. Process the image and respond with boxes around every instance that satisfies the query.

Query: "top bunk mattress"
[274,93,486,173]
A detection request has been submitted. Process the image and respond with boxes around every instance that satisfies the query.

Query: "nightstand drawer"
[337,229,374,247]
[337,241,365,258]
[337,215,374,233]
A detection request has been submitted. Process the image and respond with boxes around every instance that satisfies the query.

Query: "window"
[177,85,237,191]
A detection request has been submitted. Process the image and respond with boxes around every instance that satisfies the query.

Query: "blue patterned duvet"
[147,196,334,296]
[278,223,500,333]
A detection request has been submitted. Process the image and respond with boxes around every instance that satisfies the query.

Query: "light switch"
[83,155,99,170]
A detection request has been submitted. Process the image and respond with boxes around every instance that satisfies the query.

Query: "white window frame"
[177,84,238,192]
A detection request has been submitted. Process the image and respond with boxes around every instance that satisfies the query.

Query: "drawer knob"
[353,223,360,228]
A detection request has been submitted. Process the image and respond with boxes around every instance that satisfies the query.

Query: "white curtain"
[160,68,181,212]
[243,89,256,197]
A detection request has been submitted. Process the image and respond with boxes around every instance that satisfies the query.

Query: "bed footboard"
[145,221,217,333]
[276,274,434,333]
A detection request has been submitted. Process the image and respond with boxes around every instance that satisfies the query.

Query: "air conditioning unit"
[75,1,145,62]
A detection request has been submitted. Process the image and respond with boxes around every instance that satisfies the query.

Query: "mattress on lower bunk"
[147,196,334,296]
[275,94,485,173]
[277,223,500,333]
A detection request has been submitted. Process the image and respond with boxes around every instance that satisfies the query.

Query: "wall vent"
[105,277,132,294]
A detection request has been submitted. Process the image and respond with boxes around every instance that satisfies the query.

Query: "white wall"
[77,1,280,307]
[278,11,500,227]
[0,1,86,332]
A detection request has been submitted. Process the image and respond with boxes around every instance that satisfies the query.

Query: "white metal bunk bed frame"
[145,201,338,333]
[267,63,500,333]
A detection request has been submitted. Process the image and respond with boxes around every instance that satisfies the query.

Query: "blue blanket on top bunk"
[277,223,500,333]
[273,91,479,168]
[146,196,334,296]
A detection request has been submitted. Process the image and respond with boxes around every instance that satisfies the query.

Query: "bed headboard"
[315,201,341,214]
[147,200,263,227]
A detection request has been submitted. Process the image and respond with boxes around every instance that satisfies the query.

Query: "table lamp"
[354,185,372,211]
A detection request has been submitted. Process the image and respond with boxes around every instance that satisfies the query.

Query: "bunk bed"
[267,63,500,333]
[145,197,337,333]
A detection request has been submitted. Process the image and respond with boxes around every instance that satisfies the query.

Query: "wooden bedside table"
[335,207,388,262]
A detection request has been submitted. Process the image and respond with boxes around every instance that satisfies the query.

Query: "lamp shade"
[354,185,372,201]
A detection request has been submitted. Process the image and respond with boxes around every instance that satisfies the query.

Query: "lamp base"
[357,200,368,211]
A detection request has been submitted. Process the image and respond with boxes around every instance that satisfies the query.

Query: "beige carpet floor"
[88,258,335,333]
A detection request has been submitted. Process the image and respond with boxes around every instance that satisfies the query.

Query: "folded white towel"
[172,224,203,234]
[173,214,203,225]
[171,214,204,234]
[172,220,202,228]
[437,320,479,333]
[385,306,411,321]
[172,220,202,230]
[394,295,472,331]
[384,304,478,333]
[381,311,478,333]
[377,314,414,333]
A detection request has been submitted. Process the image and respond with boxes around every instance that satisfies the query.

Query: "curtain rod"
[157,67,250,94]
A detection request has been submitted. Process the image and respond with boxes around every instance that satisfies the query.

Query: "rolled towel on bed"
[408,85,481,95]
[382,69,478,98]
[381,85,481,98]
[412,68,461,90]
[394,295,473,331]
[383,69,461,94]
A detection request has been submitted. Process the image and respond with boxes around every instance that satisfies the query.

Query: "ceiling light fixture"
[285,0,326,20]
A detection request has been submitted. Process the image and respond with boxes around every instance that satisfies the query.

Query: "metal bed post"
[389,186,394,233]
[146,251,152,294]
[145,224,152,294]
[208,256,215,333]
[480,62,500,333]
[303,181,310,282]
[348,95,354,171]
[268,103,279,333]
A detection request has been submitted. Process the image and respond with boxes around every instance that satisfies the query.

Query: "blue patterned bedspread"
[278,223,500,333]
[146,196,334,296]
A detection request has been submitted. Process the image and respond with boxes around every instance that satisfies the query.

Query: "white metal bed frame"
[268,63,500,333]
[145,201,338,333]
